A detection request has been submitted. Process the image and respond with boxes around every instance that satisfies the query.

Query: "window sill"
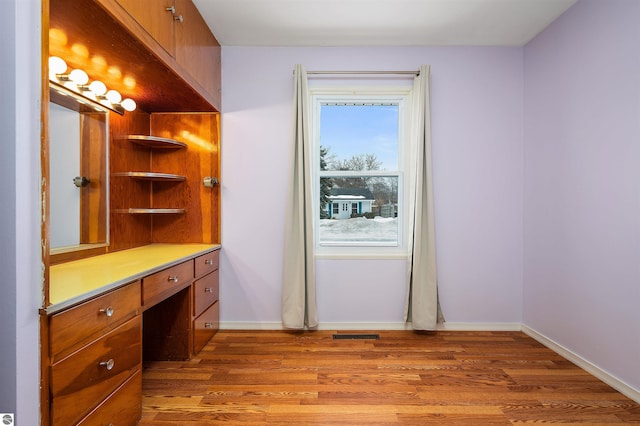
[314,250,409,260]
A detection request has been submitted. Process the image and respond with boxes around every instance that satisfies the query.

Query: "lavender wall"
[220,46,524,327]
[1,0,42,423]
[524,0,640,391]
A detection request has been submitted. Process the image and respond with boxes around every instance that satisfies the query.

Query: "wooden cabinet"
[48,283,142,425]
[115,135,188,215]
[49,282,140,362]
[112,0,221,109]
[194,301,219,353]
[192,250,220,353]
[77,371,142,426]
[193,269,218,315]
[142,259,194,308]
[46,247,220,424]
[174,0,222,107]
[115,0,176,55]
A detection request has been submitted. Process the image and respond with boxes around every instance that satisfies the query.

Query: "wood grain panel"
[41,3,52,423]
[139,330,640,424]
[192,300,219,354]
[51,315,141,426]
[79,112,108,245]
[49,282,140,362]
[141,260,193,308]
[115,0,175,56]
[150,113,220,244]
[194,250,219,278]
[193,270,218,317]
[174,0,221,106]
[143,286,192,361]
[77,370,142,426]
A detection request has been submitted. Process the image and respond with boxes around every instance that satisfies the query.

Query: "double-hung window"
[311,88,410,254]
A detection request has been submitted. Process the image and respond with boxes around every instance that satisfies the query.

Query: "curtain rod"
[304,70,419,76]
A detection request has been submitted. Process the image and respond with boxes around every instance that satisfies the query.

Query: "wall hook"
[73,176,90,187]
[203,177,219,188]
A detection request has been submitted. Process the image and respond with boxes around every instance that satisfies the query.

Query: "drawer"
[142,260,194,307]
[49,282,140,361]
[193,270,219,317]
[76,370,142,426]
[195,250,219,278]
[51,315,142,426]
[193,300,219,354]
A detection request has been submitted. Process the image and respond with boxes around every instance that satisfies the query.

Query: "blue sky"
[319,104,398,171]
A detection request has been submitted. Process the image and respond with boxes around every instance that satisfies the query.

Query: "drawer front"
[195,250,219,278]
[76,370,142,426]
[142,260,194,307]
[193,300,219,354]
[49,282,140,361]
[193,270,219,317]
[51,315,142,426]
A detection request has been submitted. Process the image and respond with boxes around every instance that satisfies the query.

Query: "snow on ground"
[319,216,398,242]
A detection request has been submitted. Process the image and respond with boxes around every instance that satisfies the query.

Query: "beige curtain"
[282,64,318,329]
[404,65,441,330]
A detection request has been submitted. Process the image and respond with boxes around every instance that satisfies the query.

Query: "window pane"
[320,104,398,171]
[319,176,398,244]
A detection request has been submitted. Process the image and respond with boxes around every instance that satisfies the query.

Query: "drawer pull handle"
[99,306,114,317]
[204,322,215,328]
[204,259,213,265]
[204,287,214,293]
[166,5,175,13]
[168,275,179,283]
[99,359,115,370]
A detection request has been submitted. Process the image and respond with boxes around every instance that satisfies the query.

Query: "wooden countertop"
[47,243,220,314]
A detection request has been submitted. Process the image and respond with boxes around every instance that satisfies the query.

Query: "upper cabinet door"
[116,0,176,56]
[174,0,222,108]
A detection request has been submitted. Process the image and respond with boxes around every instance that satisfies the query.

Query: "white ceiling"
[193,0,577,47]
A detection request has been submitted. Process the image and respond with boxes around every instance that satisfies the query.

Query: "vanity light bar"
[48,56,137,114]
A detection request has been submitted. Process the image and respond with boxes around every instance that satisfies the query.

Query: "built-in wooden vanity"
[46,244,220,425]
[41,0,222,424]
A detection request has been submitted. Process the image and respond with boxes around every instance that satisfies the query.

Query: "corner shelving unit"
[127,135,187,149]
[117,135,188,215]
[114,172,186,182]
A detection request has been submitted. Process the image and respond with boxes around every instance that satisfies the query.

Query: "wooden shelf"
[114,172,186,181]
[116,208,186,214]
[126,135,187,149]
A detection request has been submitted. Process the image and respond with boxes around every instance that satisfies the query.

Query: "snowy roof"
[328,187,374,200]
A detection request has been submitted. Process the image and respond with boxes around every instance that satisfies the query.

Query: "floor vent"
[332,334,380,340]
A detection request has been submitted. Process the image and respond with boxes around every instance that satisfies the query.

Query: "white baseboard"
[522,325,640,404]
[436,322,522,331]
[219,321,521,331]
[220,321,411,330]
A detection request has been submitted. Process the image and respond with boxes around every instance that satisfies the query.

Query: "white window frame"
[310,87,412,258]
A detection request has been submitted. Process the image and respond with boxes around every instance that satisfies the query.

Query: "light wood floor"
[139,330,640,424]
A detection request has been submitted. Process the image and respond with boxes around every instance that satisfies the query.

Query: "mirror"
[49,84,109,254]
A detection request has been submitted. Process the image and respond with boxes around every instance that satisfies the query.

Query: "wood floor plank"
[139,330,640,424]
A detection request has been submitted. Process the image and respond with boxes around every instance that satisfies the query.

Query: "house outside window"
[311,88,410,254]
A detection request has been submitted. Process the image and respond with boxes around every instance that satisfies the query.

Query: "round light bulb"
[48,56,67,75]
[105,89,122,104]
[121,98,137,112]
[88,80,107,96]
[69,69,89,85]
